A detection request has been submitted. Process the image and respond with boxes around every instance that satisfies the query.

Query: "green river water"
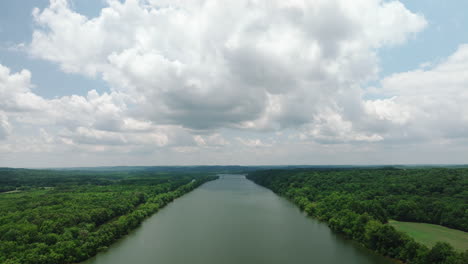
[83,174,394,264]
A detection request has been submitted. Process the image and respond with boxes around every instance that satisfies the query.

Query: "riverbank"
[0,169,218,264]
[247,168,468,264]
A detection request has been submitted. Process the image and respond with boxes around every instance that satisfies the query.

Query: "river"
[83,174,394,264]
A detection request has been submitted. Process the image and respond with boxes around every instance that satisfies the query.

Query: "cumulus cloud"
[0,63,174,153]
[366,44,468,142]
[6,0,468,166]
[0,65,47,112]
[29,0,427,136]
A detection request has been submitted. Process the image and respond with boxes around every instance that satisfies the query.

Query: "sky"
[0,0,467,167]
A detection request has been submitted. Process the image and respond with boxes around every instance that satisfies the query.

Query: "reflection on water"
[83,174,394,264]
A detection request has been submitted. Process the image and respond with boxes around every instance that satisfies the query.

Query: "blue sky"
[0,0,109,98]
[380,0,468,75]
[0,0,467,167]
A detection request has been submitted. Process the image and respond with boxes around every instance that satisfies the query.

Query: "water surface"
[83,175,394,264]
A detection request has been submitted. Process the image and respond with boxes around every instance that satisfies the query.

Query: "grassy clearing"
[389,220,468,251]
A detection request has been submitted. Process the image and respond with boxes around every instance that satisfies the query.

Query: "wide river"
[83,175,394,264]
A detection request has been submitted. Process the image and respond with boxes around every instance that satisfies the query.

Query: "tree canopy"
[0,168,217,264]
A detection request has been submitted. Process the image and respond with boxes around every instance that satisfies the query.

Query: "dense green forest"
[247,168,468,264]
[0,168,217,264]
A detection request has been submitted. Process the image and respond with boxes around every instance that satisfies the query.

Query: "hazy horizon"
[4,163,468,170]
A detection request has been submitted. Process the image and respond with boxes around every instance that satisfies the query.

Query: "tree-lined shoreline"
[247,168,468,264]
[0,169,217,264]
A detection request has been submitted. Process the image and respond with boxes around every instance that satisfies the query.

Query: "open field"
[389,220,468,251]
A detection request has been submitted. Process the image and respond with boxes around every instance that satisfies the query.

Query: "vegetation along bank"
[0,168,217,264]
[247,168,468,264]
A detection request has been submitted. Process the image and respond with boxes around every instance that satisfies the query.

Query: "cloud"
[59,126,169,146]
[0,63,173,153]
[366,44,468,142]
[236,137,272,148]
[29,0,427,134]
[9,0,468,166]
[0,64,47,112]
[194,133,230,147]
[0,112,11,140]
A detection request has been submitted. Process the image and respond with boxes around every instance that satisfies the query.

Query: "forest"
[0,168,217,264]
[247,168,468,264]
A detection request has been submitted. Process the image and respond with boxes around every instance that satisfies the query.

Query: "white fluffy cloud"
[29,0,426,134]
[4,0,468,166]
[0,63,176,153]
[365,44,468,142]
[0,65,47,112]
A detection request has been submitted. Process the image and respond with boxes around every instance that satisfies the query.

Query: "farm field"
[389,220,468,251]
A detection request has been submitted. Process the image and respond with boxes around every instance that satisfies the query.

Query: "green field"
[389,220,468,251]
